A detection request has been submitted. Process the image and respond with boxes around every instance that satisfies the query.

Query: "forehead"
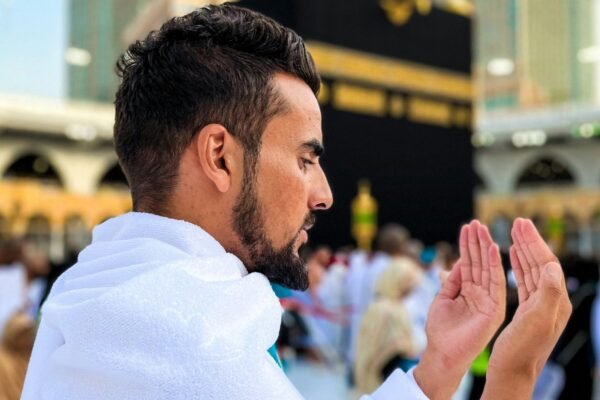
[261,74,323,148]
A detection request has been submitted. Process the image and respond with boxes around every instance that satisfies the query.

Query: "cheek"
[259,165,308,239]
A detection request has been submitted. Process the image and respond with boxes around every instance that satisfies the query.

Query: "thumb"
[438,260,462,300]
[538,262,564,310]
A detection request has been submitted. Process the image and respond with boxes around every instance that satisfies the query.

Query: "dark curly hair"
[114,4,320,213]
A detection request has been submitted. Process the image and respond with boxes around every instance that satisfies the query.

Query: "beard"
[232,166,314,291]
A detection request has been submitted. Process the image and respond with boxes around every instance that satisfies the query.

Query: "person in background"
[286,247,337,363]
[316,247,351,358]
[404,238,425,264]
[348,224,410,373]
[354,255,422,394]
[402,242,458,357]
[21,5,572,399]
[343,246,369,379]
[306,245,331,298]
[0,239,49,330]
[0,239,48,400]
[0,312,36,400]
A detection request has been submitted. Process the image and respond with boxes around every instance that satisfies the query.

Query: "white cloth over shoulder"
[361,369,429,400]
[22,212,428,399]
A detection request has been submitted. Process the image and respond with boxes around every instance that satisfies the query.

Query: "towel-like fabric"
[22,212,427,399]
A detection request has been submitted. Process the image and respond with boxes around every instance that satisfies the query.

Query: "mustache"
[302,213,317,231]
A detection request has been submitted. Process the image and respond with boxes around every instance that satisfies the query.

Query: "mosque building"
[6,0,600,262]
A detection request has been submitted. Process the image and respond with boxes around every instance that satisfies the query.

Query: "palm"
[491,218,569,367]
[508,290,539,321]
[425,221,506,370]
[492,291,538,351]
[429,284,500,361]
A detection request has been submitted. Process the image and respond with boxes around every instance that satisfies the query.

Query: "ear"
[195,124,239,193]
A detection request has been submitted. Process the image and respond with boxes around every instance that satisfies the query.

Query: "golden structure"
[379,0,432,26]
[351,180,379,251]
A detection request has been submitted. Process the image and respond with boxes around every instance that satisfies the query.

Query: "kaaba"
[239,0,474,248]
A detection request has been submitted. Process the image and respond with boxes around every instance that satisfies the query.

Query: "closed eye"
[300,157,315,170]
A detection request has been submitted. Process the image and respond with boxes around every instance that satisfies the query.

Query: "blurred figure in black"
[553,255,598,399]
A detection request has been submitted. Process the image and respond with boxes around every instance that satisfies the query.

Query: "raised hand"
[414,220,506,399]
[482,218,571,400]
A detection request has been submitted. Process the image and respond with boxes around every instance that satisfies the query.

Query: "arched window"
[563,213,580,256]
[64,215,91,257]
[591,211,600,258]
[0,214,9,240]
[3,153,63,186]
[24,214,51,256]
[516,157,574,188]
[98,164,128,191]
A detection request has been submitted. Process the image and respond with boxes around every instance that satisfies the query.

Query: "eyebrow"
[300,139,324,157]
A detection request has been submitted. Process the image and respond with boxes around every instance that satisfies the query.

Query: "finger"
[478,224,492,291]
[537,262,564,317]
[557,292,573,331]
[511,219,537,293]
[488,243,506,307]
[513,219,540,286]
[439,260,462,300]
[459,224,472,283]
[521,219,558,279]
[515,219,547,287]
[509,246,529,302]
[468,220,482,285]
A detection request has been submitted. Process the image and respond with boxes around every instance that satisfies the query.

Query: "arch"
[98,163,128,190]
[516,157,575,188]
[3,152,63,186]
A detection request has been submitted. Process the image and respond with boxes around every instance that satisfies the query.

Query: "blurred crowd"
[277,224,600,400]
[0,221,599,399]
[0,239,48,400]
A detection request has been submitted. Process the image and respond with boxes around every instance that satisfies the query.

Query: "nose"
[309,167,333,211]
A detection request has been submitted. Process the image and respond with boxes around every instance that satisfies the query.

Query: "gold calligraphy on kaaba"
[379,0,432,26]
[379,0,474,25]
[308,41,473,128]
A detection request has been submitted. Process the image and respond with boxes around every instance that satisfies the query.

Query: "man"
[22,5,571,399]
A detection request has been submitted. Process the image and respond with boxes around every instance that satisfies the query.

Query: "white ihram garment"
[22,212,427,399]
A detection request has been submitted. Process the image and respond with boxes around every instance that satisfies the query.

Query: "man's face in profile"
[232,74,333,290]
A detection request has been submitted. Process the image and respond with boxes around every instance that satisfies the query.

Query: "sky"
[0,0,67,99]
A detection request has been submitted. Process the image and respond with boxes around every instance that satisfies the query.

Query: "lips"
[298,214,316,244]
[299,229,308,244]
